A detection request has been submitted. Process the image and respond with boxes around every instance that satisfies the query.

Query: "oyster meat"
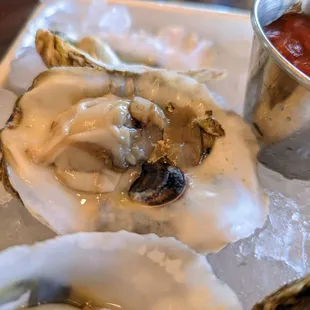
[0,232,242,310]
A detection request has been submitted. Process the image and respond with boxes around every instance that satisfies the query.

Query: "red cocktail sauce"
[264,12,310,77]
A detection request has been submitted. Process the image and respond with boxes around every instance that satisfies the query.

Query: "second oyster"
[0,232,242,310]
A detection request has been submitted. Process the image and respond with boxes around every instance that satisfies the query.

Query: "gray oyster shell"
[252,275,310,309]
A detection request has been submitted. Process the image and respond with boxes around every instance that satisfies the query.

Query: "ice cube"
[302,0,310,15]
[253,196,308,274]
[97,6,131,34]
[42,0,131,37]
[0,89,16,206]
[209,241,299,309]
[7,47,47,96]
[44,11,79,34]
[0,182,12,206]
[0,198,55,250]
[0,89,16,129]
[252,165,310,274]
[43,0,88,35]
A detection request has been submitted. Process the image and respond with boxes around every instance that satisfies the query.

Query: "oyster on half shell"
[0,232,242,310]
[1,28,268,252]
[0,64,268,253]
[35,29,227,84]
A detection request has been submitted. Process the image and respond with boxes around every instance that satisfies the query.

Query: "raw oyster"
[252,274,310,309]
[35,29,227,84]
[0,232,242,310]
[0,63,268,253]
[2,27,268,252]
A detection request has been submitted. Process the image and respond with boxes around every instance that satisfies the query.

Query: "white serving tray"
[1,1,305,309]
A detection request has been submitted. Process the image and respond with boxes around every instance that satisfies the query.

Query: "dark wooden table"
[0,0,253,59]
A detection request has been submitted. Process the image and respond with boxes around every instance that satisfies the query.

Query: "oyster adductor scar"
[1,62,268,253]
[0,232,242,310]
[128,161,186,206]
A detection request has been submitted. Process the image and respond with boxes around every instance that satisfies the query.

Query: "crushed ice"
[40,0,131,36]
[0,89,16,129]
[0,183,12,206]
[250,164,310,274]
[0,89,16,206]
[221,162,310,276]
[208,164,310,308]
[252,191,308,274]
[7,47,47,96]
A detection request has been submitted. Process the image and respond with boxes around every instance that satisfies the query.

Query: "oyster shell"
[252,275,310,309]
[35,29,227,84]
[2,26,268,252]
[74,35,122,65]
[0,232,242,310]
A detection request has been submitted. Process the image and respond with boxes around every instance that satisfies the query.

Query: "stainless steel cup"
[244,0,310,180]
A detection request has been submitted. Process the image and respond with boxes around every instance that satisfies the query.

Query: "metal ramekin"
[244,0,310,180]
